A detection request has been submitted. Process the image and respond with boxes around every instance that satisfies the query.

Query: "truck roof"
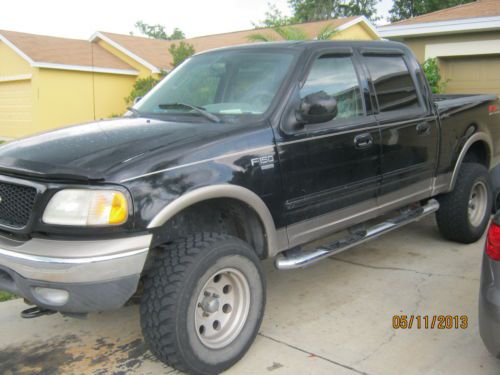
[195,39,410,56]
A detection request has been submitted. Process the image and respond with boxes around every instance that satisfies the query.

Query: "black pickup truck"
[0,40,499,374]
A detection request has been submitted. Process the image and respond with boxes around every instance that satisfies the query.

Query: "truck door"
[275,49,382,246]
[361,51,439,205]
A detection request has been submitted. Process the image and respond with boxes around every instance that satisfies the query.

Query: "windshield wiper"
[158,102,221,123]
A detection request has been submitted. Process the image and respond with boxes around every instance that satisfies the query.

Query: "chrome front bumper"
[0,234,152,313]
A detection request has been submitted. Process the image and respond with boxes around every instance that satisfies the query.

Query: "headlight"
[42,189,129,226]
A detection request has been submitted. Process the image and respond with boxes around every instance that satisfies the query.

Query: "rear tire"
[140,232,265,375]
[436,162,492,243]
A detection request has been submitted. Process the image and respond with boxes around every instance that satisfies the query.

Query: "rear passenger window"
[364,56,420,112]
[301,55,364,120]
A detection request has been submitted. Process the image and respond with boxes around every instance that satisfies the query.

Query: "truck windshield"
[134,50,296,121]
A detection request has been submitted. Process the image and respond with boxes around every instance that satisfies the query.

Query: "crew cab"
[0,41,499,374]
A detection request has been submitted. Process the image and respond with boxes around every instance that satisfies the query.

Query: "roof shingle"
[390,0,500,26]
[99,17,361,70]
[1,16,370,74]
[0,30,136,71]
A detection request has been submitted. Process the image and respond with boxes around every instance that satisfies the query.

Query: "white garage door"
[0,79,32,138]
[442,55,500,97]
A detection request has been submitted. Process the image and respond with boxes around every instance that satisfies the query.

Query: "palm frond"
[247,33,276,42]
[274,26,308,41]
[316,24,337,40]
[248,24,334,43]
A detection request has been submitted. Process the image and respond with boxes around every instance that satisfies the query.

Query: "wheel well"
[463,141,490,168]
[152,198,267,259]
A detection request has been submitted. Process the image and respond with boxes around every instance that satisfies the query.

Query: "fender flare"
[450,132,493,190]
[147,184,286,256]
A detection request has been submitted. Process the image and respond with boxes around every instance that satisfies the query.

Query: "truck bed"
[433,93,498,109]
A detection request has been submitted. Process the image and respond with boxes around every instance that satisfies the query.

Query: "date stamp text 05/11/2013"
[392,315,468,330]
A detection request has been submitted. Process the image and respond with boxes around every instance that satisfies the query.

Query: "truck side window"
[364,56,420,113]
[301,56,364,120]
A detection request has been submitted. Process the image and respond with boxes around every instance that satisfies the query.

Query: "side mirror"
[296,91,338,125]
[133,96,143,105]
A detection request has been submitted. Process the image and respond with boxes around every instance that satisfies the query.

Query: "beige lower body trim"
[272,228,290,257]
[433,173,452,195]
[286,180,434,249]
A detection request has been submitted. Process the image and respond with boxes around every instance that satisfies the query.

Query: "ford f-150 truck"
[0,40,499,374]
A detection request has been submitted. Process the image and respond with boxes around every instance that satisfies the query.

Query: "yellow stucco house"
[379,0,500,96]
[0,16,379,139]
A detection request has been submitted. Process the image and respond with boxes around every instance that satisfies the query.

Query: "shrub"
[125,76,162,106]
[422,58,448,94]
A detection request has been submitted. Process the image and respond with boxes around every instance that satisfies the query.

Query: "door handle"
[354,133,373,149]
[416,122,431,136]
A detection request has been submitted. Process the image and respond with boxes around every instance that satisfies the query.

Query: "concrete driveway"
[1,216,500,375]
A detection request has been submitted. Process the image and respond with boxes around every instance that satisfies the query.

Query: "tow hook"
[20,306,57,319]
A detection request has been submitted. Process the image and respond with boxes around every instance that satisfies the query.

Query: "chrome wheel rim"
[468,181,488,227]
[195,267,250,349]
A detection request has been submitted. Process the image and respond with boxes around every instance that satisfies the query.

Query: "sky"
[0,0,394,40]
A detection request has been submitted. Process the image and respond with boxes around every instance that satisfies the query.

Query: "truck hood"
[0,117,231,182]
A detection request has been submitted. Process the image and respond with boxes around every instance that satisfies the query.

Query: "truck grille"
[0,182,37,229]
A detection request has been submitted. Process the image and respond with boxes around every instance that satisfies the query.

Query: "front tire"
[436,162,492,243]
[140,233,265,375]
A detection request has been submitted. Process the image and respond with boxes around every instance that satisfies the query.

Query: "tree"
[132,21,185,40]
[248,23,337,42]
[389,0,474,22]
[253,2,293,28]
[169,27,186,40]
[168,41,196,68]
[289,0,380,22]
[339,0,380,20]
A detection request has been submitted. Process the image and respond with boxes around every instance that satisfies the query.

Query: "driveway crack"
[353,329,396,366]
[258,333,374,375]
[329,258,477,281]
[353,281,425,365]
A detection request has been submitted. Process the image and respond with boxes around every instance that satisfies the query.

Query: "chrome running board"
[275,199,439,270]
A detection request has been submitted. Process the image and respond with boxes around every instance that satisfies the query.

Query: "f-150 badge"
[251,155,275,170]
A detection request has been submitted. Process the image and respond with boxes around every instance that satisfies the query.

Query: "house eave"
[337,16,381,39]
[33,62,139,75]
[90,32,161,74]
[0,33,35,65]
[378,15,500,38]
[0,74,32,82]
[1,33,139,76]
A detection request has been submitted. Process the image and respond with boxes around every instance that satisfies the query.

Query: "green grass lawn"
[0,291,17,302]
